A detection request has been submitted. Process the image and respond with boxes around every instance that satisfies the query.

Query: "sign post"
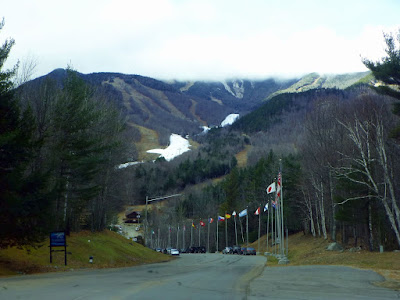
[49,231,67,266]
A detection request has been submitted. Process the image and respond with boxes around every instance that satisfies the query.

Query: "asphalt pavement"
[0,253,398,299]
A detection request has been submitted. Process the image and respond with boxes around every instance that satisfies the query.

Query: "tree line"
[0,21,132,247]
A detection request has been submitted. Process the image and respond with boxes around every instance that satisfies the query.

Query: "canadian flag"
[254,207,260,215]
[200,220,205,227]
[266,182,276,194]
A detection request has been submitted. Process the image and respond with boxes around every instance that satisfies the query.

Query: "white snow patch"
[221,80,244,99]
[147,134,191,161]
[201,126,211,133]
[221,114,239,127]
[222,81,235,97]
[232,80,244,99]
[117,161,143,169]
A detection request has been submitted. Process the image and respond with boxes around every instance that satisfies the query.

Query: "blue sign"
[50,231,66,247]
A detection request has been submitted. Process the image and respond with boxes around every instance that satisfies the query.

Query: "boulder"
[326,242,344,251]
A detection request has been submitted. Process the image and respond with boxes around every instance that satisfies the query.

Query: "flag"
[218,216,225,221]
[277,172,282,197]
[183,225,186,231]
[264,203,268,212]
[192,222,196,228]
[239,208,247,217]
[266,182,276,194]
[272,200,276,209]
[200,220,205,227]
[209,217,214,223]
[232,211,237,216]
[254,207,260,215]
[225,213,231,219]
[152,230,155,234]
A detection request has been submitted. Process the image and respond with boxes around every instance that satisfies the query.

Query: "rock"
[326,242,344,251]
[349,246,362,252]
[278,256,290,264]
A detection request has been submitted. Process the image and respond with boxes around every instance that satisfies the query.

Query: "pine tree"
[0,20,51,247]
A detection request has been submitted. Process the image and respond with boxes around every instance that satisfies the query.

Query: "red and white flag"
[254,207,260,215]
[277,172,282,198]
[266,182,276,194]
[200,220,205,227]
[232,211,237,216]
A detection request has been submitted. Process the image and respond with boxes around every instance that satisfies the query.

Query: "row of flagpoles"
[147,167,286,257]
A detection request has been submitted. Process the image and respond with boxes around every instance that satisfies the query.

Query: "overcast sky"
[2,0,400,80]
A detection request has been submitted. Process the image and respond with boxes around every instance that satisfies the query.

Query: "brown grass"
[235,145,252,168]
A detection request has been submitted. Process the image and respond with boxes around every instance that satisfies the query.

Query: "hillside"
[266,71,370,100]
[24,70,367,158]
[0,231,172,276]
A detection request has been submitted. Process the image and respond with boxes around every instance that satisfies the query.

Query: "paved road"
[0,254,398,299]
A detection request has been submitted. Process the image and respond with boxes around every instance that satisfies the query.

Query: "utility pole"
[144,193,181,247]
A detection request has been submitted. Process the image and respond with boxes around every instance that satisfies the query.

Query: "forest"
[1,19,400,252]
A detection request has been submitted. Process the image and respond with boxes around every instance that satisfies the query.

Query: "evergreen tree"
[0,20,51,247]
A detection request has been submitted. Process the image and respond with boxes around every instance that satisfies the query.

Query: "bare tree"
[335,97,400,248]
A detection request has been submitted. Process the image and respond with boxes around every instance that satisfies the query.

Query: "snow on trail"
[147,134,191,161]
[221,114,239,127]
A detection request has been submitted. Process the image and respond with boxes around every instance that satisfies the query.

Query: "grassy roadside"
[0,230,173,277]
[252,232,400,290]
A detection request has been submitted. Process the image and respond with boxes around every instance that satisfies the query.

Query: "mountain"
[266,71,370,99]
[25,69,371,159]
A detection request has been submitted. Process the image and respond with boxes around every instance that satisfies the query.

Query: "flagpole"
[246,206,249,247]
[279,160,285,257]
[168,225,171,248]
[191,220,193,247]
[183,224,185,250]
[258,205,261,254]
[234,213,238,246]
[198,222,201,247]
[216,215,219,253]
[207,219,210,253]
[267,198,270,253]
[274,202,277,254]
[176,224,179,249]
[239,215,244,243]
[225,212,228,248]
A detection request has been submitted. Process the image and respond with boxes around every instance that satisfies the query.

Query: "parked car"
[240,247,247,255]
[244,247,256,255]
[170,248,180,256]
[232,245,241,254]
[222,247,232,254]
[188,246,206,253]
[155,248,162,252]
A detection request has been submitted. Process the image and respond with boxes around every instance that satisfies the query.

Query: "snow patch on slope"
[221,80,244,99]
[221,114,239,127]
[147,134,191,161]
[117,161,143,169]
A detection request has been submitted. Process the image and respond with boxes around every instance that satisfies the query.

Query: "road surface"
[0,253,398,299]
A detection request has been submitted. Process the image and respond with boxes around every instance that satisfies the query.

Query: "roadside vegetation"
[0,230,172,277]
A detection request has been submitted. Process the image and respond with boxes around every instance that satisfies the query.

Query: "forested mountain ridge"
[266,71,370,99]
[26,69,370,150]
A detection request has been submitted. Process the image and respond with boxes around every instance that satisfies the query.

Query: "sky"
[2,0,400,80]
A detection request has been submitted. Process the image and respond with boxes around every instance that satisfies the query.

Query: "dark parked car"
[232,245,241,254]
[240,247,247,255]
[244,247,256,255]
[188,246,206,253]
